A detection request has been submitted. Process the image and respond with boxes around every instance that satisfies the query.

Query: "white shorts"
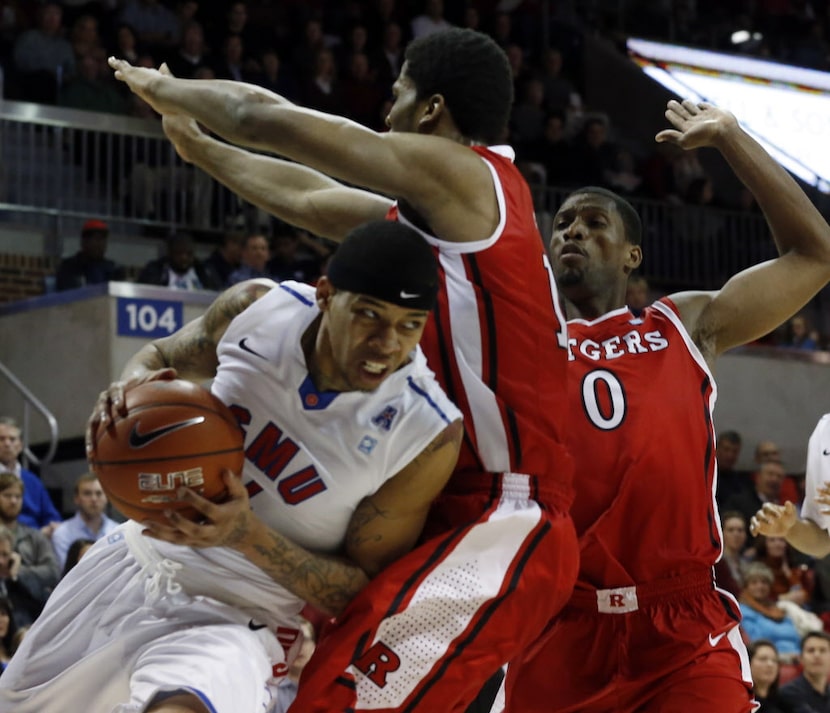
[0,522,305,713]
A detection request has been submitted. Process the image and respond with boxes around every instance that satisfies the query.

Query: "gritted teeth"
[363,361,388,374]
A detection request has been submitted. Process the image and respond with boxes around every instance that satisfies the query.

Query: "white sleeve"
[800,413,830,530]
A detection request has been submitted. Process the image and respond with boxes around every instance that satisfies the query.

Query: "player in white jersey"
[752,413,830,557]
[0,221,463,713]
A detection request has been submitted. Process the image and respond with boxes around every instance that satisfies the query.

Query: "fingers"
[159,62,173,77]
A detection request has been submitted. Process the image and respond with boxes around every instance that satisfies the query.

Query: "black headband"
[327,221,439,310]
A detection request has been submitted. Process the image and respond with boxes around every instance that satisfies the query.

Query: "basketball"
[89,379,244,523]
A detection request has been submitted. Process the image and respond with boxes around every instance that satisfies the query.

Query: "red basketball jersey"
[567,299,721,586]
[387,145,573,507]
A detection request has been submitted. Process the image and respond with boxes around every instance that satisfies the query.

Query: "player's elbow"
[232,90,281,145]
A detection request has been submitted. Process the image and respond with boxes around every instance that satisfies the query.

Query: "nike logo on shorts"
[708,632,727,647]
[128,417,205,448]
[248,619,268,631]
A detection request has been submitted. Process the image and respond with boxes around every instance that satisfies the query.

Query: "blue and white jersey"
[212,281,461,553]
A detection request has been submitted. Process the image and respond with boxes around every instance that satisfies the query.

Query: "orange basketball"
[89,379,244,523]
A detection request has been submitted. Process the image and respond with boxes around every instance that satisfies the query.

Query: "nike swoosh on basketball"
[399,290,420,299]
[708,632,727,647]
[239,337,267,359]
[248,619,268,631]
[129,417,205,448]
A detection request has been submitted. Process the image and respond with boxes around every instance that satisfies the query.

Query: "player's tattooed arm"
[345,419,463,577]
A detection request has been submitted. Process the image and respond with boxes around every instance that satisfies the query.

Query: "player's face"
[0,425,22,468]
[318,283,429,392]
[549,194,641,301]
[386,65,426,134]
[750,644,779,688]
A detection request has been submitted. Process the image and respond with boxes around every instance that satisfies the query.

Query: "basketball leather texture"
[89,379,244,523]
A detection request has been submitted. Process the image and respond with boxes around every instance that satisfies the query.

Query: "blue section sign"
[116,297,183,338]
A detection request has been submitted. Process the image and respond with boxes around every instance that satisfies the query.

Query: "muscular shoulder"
[202,278,278,341]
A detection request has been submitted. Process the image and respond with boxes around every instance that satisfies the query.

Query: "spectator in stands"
[227,233,270,285]
[55,219,126,291]
[779,631,830,712]
[58,50,129,115]
[253,48,297,100]
[0,595,17,675]
[336,23,371,76]
[715,510,749,598]
[510,76,546,153]
[568,114,620,187]
[341,51,384,129]
[739,562,802,661]
[625,272,650,316]
[291,17,326,84]
[749,639,785,713]
[756,534,812,606]
[540,46,578,115]
[410,0,452,39]
[208,1,262,63]
[165,19,209,79]
[137,232,223,290]
[203,230,244,287]
[112,23,143,66]
[0,418,60,535]
[267,226,328,284]
[60,537,95,579]
[727,460,786,550]
[373,21,404,93]
[11,2,75,104]
[0,474,59,627]
[716,429,750,505]
[302,48,344,115]
[50,473,117,570]
[118,0,179,55]
[784,313,820,350]
[518,111,575,188]
[212,34,253,83]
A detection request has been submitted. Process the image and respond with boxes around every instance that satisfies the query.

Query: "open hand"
[655,99,740,151]
[750,501,797,537]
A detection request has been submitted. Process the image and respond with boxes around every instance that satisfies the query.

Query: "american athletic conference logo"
[372,406,398,431]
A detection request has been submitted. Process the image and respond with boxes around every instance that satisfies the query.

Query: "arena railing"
[0,99,775,290]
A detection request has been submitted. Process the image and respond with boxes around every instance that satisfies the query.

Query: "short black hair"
[801,630,830,652]
[404,28,512,145]
[569,186,642,246]
[718,430,742,446]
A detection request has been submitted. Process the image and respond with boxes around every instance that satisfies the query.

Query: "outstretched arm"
[162,114,391,241]
[141,419,463,617]
[657,100,830,359]
[109,59,498,243]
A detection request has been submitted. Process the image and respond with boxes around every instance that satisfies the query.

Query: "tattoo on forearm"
[250,530,366,615]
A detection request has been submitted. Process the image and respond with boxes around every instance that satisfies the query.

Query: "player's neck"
[301,316,342,393]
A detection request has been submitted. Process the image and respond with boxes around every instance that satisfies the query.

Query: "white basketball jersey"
[801,413,830,530]
[147,282,460,620]
[211,282,460,552]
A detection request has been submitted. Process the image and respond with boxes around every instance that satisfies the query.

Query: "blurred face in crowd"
[755,440,780,464]
[722,516,747,555]
[745,574,772,602]
[75,478,108,520]
[757,462,785,499]
[0,426,22,469]
[750,643,779,692]
[0,484,23,523]
[764,535,788,560]
[801,635,830,682]
[81,230,109,261]
[242,235,269,271]
[716,437,741,471]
